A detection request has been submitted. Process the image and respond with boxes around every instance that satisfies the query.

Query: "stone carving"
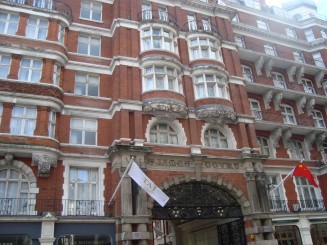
[305,131,317,150]
[32,153,57,177]
[245,172,256,181]
[270,128,282,148]
[306,98,315,113]
[316,133,326,149]
[255,56,264,76]
[0,153,15,165]
[273,92,282,111]
[296,96,306,114]
[282,128,293,149]
[296,66,305,83]
[315,71,325,87]
[263,90,273,109]
[264,59,273,78]
[143,99,188,120]
[195,105,237,125]
[287,65,296,82]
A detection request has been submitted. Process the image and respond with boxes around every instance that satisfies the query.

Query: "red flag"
[292,163,319,188]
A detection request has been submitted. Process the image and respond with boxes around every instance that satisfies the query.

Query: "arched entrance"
[152,182,247,245]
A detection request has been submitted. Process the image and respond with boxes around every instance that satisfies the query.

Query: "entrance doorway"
[152,182,246,245]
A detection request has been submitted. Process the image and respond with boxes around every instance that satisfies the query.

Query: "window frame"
[264,44,277,56]
[0,54,11,79]
[288,139,305,160]
[188,36,221,61]
[26,16,48,40]
[235,36,245,48]
[241,65,254,82]
[285,27,297,38]
[149,123,179,145]
[204,128,229,149]
[256,19,269,30]
[302,78,315,94]
[304,28,315,41]
[280,104,297,125]
[311,110,325,128]
[58,23,65,44]
[272,72,287,89]
[257,136,270,156]
[312,51,325,68]
[70,118,97,145]
[77,35,101,57]
[0,103,3,126]
[193,73,229,100]
[75,73,100,97]
[18,58,43,83]
[0,12,19,35]
[249,99,262,120]
[80,1,102,22]
[48,110,56,138]
[10,105,37,136]
[295,176,321,210]
[268,175,286,211]
[293,50,305,63]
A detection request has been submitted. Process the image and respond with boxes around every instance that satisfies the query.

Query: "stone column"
[245,172,261,213]
[255,172,270,212]
[121,163,133,245]
[38,213,57,245]
[299,217,314,245]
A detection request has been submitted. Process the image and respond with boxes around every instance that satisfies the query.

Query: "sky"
[265,0,327,16]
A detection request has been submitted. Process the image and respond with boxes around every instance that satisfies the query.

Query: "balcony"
[269,199,327,213]
[0,0,72,22]
[138,10,178,28]
[0,198,111,216]
[183,21,222,39]
[261,111,314,127]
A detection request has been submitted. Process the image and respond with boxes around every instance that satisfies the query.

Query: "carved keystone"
[32,153,57,177]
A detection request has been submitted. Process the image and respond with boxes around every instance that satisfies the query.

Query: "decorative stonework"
[306,98,315,113]
[143,99,188,120]
[315,71,325,87]
[32,153,58,177]
[296,66,305,83]
[264,59,273,78]
[255,56,264,76]
[263,90,273,109]
[270,128,282,148]
[287,65,296,82]
[305,131,317,150]
[273,92,282,111]
[195,105,237,125]
[282,128,293,149]
[296,96,306,114]
[316,133,326,149]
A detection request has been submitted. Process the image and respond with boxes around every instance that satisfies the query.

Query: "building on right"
[227,0,327,244]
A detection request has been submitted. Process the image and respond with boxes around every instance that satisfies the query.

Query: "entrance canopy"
[152,182,242,220]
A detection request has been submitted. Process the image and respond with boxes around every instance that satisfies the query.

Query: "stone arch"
[147,173,251,217]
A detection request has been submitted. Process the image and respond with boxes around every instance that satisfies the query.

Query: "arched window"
[0,168,30,214]
[272,72,287,89]
[204,128,228,148]
[311,110,325,128]
[150,123,178,145]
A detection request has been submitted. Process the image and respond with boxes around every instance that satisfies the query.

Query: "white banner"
[127,161,169,207]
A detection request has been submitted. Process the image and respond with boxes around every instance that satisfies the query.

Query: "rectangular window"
[302,79,315,94]
[268,175,287,211]
[77,35,100,56]
[68,167,98,215]
[235,36,245,48]
[232,14,239,22]
[58,24,65,44]
[295,176,320,210]
[26,17,48,40]
[321,29,327,38]
[48,110,56,138]
[18,58,43,83]
[33,0,53,9]
[244,0,260,9]
[202,17,211,31]
[187,14,197,31]
[142,3,152,20]
[53,64,61,85]
[257,19,269,30]
[158,6,168,21]
[70,118,97,145]
[0,55,11,79]
[80,1,102,21]
[305,29,315,41]
[10,106,37,136]
[0,12,19,35]
[293,51,305,63]
[75,73,99,97]
[313,52,325,68]
[264,44,276,56]
[285,27,297,38]
[289,140,305,160]
[241,65,254,82]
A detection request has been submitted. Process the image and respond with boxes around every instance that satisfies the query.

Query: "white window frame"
[0,55,11,79]
[249,99,262,120]
[53,63,61,86]
[187,14,197,31]
[189,36,220,61]
[0,12,19,35]
[295,176,321,211]
[321,29,327,39]
[281,104,297,125]
[268,175,287,211]
[48,110,56,138]
[77,35,101,56]
[272,72,287,89]
[10,105,37,136]
[322,81,327,96]
[312,52,325,68]
[285,27,297,38]
[142,2,152,20]
[75,73,100,97]
[304,29,315,42]
[204,128,228,148]
[26,16,48,40]
[158,6,168,21]
[257,19,269,30]
[293,51,305,63]
[18,58,43,83]
[58,24,65,44]
[232,14,239,22]
[288,139,305,160]
[241,65,254,82]
[141,26,177,53]
[264,44,276,56]
[142,65,182,93]
[70,118,97,145]
[194,73,229,99]
[311,110,325,128]
[149,123,179,145]
[202,17,211,31]
[235,36,245,48]
[80,1,102,21]
[244,0,260,9]
[0,103,3,125]
[302,79,315,94]
[257,137,270,156]
[33,0,53,9]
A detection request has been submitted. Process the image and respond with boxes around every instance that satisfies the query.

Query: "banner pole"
[108,158,134,205]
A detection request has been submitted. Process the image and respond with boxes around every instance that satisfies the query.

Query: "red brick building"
[0,0,326,244]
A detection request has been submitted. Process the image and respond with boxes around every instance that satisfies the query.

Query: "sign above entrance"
[57,234,112,245]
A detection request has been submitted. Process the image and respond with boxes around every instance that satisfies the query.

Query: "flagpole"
[269,159,303,193]
[108,158,134,205]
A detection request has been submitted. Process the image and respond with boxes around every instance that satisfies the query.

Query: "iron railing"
[0,0,72,21]
[0,198,111,216]
[138,10,178,28]
[269,199,327,213]
[183,20,222,39]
